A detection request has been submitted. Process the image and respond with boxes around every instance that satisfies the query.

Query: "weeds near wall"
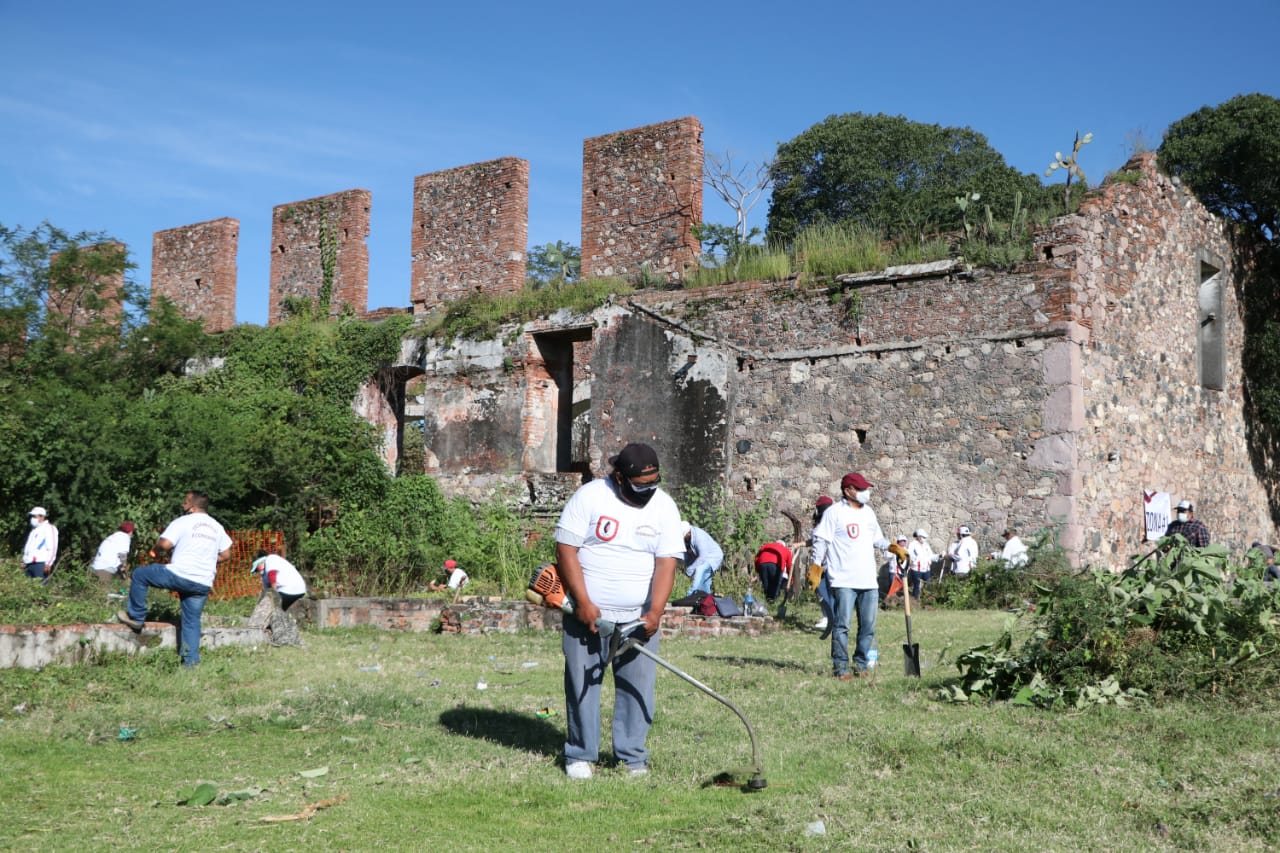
[888,237,952,266]
[420,278,632,342]
[794,222,887,279]
[675,483,772,597]
[1105,169,1145,185]
[299,474,555,597]
[685,245,791,288]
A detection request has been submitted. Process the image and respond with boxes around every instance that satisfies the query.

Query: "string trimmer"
[527,563,767,790]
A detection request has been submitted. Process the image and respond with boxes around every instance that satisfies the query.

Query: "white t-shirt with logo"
[161,512,232,588]
[554,477,684,622]
[261,553,307,596]
[812,499,888,589]
[447,567,469,589]
[92,530,132,573]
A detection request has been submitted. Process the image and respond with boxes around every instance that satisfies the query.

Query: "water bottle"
[867,645,879,670]
[743,592,754,615]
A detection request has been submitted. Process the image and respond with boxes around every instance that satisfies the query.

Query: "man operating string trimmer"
[552,442,684,781]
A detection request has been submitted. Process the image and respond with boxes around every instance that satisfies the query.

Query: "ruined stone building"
[140,116,1272,570]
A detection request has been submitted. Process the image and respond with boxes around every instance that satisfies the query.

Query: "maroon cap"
[815,495,834,510]
[120,521,135,534]
[840,472,873,491]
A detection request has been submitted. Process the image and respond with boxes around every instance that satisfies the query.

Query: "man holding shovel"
[811,473,889,680]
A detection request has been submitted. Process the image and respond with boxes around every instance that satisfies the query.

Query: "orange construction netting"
[211,530,286,600]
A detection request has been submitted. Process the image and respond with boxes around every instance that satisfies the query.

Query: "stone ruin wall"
[581,117,703,284]
[151,218,238,333]
[411,158,529,313]
[410,153,1277,568]
[269,189,371,325]
[629,267,1069,554]
[1041,154,1271,565]
[145,118,699,331]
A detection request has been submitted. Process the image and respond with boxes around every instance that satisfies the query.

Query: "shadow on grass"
[690,654,811,673]
[438,707,561,756]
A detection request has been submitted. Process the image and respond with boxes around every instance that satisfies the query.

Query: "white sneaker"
[813,617,829,630]
[565,760,593,780]
[627,764,649,777]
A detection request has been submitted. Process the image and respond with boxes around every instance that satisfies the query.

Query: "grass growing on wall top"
[420,278,632,342]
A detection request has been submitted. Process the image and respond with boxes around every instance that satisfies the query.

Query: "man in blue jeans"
[811,472,889,680]
[117,491,232,667]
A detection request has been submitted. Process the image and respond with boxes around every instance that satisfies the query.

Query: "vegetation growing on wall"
[418,277,632,341]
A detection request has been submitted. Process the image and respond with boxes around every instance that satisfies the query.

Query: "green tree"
[526,241,581,286]
[1158,93,1280,243]
[766,113,1049,244]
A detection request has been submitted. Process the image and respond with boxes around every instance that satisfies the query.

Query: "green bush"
[931,527,1070,610]
[674,484,772,598]
[298,474,555,598]
[943,536,1280,707]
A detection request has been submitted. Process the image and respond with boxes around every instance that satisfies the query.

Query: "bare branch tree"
[704,151,775,242]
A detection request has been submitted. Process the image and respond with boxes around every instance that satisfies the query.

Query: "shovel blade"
[903,643,921,677]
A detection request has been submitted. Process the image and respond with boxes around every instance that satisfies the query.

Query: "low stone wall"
[315,596,776,638]
[0,621,269,669]
[0,599,775,669]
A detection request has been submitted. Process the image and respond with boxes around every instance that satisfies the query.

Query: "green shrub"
[674,484,772,598]
[931,527,1069,610]
[298,474,554,598]
[943,536,1280,707]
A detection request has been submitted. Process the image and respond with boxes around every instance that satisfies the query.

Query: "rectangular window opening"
[1198,257,1224,392]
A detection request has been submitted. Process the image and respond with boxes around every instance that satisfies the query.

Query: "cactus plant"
[1046,132,1093,214]
[955,192,981,240]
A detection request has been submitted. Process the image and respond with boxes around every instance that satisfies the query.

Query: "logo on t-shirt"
[595,516,620,541]
[845,523,860,539]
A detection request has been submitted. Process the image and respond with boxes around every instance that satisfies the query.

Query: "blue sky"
[2,0,1277,326]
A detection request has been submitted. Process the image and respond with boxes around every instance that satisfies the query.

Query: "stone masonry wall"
[629,269,1066,550]
[269,189,370,325]
[581,117,703,284]
[1040,154,1271,566]
[151,217,238,333]
[411,158,529,313]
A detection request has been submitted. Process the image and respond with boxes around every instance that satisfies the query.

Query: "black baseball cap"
[610,443,660,477]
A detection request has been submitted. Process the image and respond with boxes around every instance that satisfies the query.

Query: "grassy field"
[1,603,1277,851]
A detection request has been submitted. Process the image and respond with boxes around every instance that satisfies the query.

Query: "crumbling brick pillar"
[46,241,126,337]
[269,189,370,325]
[151,218,238,333]
[411,157,529,314]
[581,117,703,285]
